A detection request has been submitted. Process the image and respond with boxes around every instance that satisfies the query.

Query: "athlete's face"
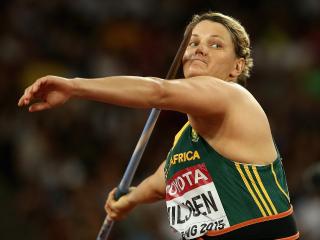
[183,20,244,81]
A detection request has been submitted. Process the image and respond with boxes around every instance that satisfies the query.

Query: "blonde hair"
[187,12,253,86]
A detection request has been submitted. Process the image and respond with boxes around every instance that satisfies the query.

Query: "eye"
[188,41,198,47]
[210,43,222,49]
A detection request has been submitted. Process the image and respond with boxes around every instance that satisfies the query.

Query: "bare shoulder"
[230,84,269,126]
[190,82,277,165]
[188,77,255,106]
[182,76,246,94]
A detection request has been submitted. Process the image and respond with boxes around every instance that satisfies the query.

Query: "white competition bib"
[166,163,230,239]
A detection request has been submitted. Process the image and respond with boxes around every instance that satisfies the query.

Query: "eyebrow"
[191,34,225,40]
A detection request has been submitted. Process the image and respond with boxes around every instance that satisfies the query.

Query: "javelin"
[96,24,193,240]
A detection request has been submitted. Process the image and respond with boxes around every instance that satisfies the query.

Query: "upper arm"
[154,76,241,117]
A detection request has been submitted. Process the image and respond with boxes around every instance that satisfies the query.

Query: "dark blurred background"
[0,0,319,239]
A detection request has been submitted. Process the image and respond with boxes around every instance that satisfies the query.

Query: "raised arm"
[18,75,241,116]
[105,161,166,221]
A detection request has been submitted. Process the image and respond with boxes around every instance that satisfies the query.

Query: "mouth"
[190,58,207,65]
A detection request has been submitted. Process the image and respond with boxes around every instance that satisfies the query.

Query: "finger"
[107,209,126,221]
[105,201,111,212]
[18,96,24,106]
[108,212,121,221]
[18,86,32,106]
[106,188,122,214]
[18,77,48,107]
[29,102,51,112]
[105,188,117,211]
[33,78,47,93]
[105,203,121,221]
[21,77,49,104]
[105,203,112,216]
[106,191,114,210]
[30,81,40,95]
[18,93,25,106]
[106,199,121,214]
[108,188,117,201]
[18,95,30,107]
[23,86,35,105]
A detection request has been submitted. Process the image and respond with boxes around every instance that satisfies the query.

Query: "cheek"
[182,51,192,73]
[210,54,235,70]
[182,50,191,64]
[182,62,190,77]
[207,62,233,79]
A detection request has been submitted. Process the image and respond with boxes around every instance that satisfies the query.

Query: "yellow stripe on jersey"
[235,163,267,217]
[243,165,272,216]
[252,166,278,214]
[172,122,190,147]
[271,163,290,203]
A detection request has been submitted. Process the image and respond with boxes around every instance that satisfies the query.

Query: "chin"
[183,63,208,78]
[183,67,205,77]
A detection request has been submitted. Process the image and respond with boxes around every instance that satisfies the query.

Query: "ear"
[229,58,245,80]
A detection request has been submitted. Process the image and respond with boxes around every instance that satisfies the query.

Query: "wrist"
[71,77,83,97]
[126,187,139,207]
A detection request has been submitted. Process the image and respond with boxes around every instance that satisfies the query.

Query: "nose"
[195,43,207,56]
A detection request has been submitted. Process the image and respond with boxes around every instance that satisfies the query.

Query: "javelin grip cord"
[96,25,193,240]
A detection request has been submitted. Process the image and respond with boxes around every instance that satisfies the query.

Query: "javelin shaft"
[96,25,193,240]
[116,108,160,196]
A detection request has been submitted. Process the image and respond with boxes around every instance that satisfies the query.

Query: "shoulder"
[186,76,253,100]
[189,80,266,138]
[198,77,261,115]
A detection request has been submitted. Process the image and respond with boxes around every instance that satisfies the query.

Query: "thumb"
[29,102,51,112]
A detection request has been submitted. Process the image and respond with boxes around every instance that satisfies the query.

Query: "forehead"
[192,20,232,42]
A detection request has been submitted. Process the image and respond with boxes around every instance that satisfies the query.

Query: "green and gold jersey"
[164,123,291,239]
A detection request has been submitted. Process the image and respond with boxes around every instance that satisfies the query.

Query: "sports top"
[164,122,292,239]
